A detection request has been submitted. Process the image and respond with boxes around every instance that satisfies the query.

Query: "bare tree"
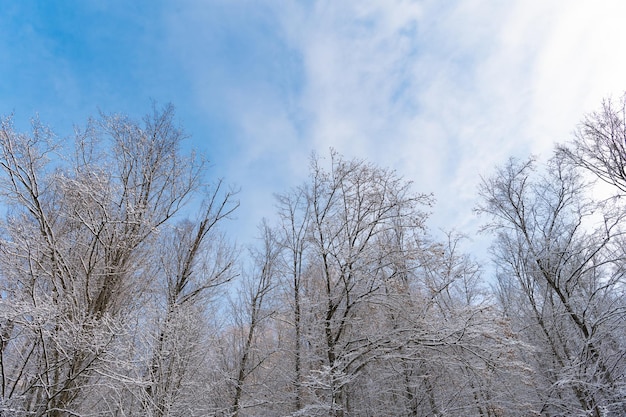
[559,93,626,195]
[0,105,238,416]
[478,155,626,416]
[298,151,434,416]
[227,221,279,417]
[140,182,238,417]
[274,187,310,413]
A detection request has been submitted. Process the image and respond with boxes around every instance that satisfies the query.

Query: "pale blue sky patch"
[1,1,182,129]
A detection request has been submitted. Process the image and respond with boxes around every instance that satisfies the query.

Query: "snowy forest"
[1,95,626,417]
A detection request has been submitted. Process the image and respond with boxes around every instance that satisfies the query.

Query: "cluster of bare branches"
[1,95,626,416]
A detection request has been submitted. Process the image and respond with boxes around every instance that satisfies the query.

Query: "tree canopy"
[1,97,626,416]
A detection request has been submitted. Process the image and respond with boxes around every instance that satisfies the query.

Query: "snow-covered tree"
[478,154,626,416]
[0,105,237,416]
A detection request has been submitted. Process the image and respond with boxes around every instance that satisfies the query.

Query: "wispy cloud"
[165,0,626,252]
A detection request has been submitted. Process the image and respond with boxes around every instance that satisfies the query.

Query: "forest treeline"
[0,96,626,416]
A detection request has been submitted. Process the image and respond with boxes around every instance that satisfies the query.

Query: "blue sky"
[2,0,626,260]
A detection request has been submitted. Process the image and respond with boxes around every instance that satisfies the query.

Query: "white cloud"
[275,1,516,231]
[527,1,626,151]
[165,0,626,254]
